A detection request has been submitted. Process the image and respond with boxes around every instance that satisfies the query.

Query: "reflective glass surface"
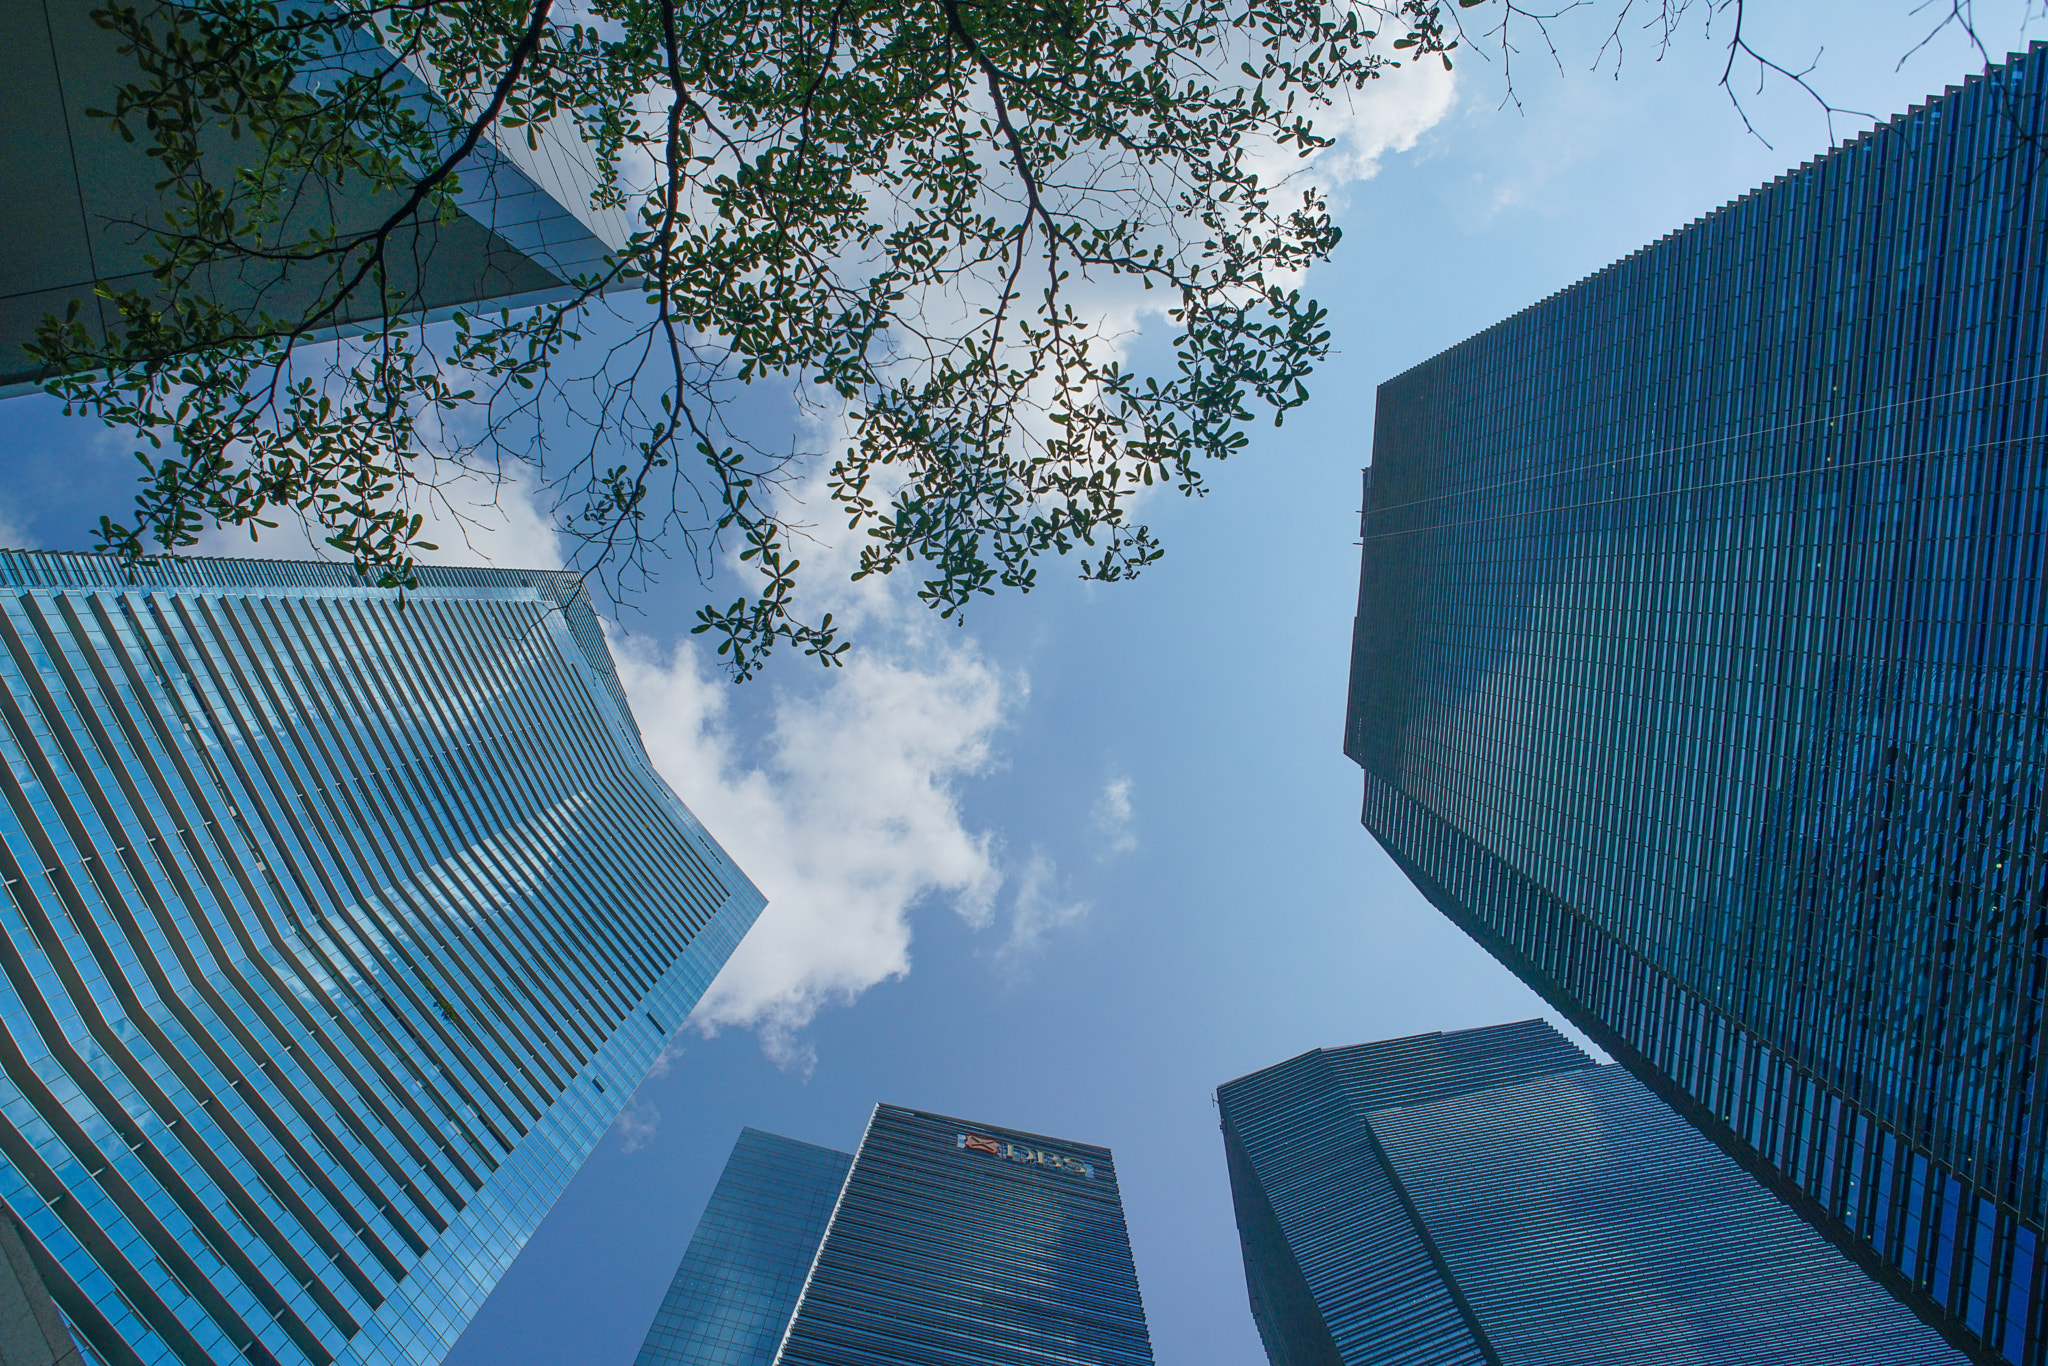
[1346,48,2048,1365]
[0,552,763,1366]
[775,1105,1155,1366]
[634,1128,851,1366]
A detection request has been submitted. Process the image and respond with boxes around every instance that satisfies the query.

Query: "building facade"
[2,0,631,389]
[1219,1022,1966,1366]
[637,1106,1155,1366]
[634,1129,851,1366]
[0,552,763,1366]
[1345,50,2048,1365]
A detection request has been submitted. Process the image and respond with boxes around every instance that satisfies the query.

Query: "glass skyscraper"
[1345,48,2048,1366]
[1219,1021,1965,1365]
[634,1129,851,1366]
[4,5,630,390]
[0,552,763,1366]
[637,1105,1155,1366]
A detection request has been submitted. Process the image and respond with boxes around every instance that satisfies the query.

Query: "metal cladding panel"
[0,552,764,1366]
[635,1129,853,1366]
[1220,1115,1342,1366]
[1221,1024,1970,1365]
[775,1104,1154,1366]
[1310,1021,1593,1114]
[1216,1023,1587,1366]
[1369,1065,1963,1366]
[1346,43,2048,1366]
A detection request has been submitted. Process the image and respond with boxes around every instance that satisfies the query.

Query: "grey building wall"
[0,0,629,389]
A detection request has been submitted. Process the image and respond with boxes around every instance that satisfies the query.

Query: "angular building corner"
[637,1106,1155,1366]
[0,2,632,391]
[1345,44,2048,1366]
[1218,1022,1968,1364]
[0,552,763,1366]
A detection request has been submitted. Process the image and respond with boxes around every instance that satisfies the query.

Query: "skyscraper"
[1218,1021,1966,1366]
[634,1129,851,1366]
[1344,48,2048,1366]
[637,1105,1155,1366]
[0,552,762,1366]
[2,4,629,390]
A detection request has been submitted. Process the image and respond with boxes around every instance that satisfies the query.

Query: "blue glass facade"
[1346,48,2048,1365]
[641,1106,1154,1366]
[635,1129,851,1366]
[0,552,763,1366]
[1219,1022,1965,1365]
[778,1105,1153,1366]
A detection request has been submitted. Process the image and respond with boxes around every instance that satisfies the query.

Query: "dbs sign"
[956,1132,1095,1179]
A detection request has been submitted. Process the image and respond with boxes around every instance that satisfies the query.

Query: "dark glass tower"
[0,552,763,1366]
[637,1106,1155,1366]
[3,4,630,389]
[1345,48,2048,1366]
[1218,1021,1966,1365]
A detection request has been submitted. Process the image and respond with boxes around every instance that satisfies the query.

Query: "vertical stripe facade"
[1218,1023,1581,1366]
[0,553,763,1366]
[1346,49,2048,1364]
[634,1129,851,1366]
[776,1106,1154,1366]
[633,1110,1156,1366]
[1219,1023,1965,1364]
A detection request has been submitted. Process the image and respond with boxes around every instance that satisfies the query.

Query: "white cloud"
[0,496,31,552]
[644,1035,686,1080]
[617,631,1012,1071]
[1312,60,1459,190]
[196,452,1029,1071]
[1091,776,1137,860]
[996,850,1089,972]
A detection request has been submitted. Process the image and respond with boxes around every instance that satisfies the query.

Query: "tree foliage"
[44,0,2005,677]
[39,0,1471,676]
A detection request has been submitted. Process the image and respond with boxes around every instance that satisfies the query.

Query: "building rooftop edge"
[0,549,651,758]
[735,1126,855,1163]
[1215,1017,1587,1103]
[1376,41,2048,394]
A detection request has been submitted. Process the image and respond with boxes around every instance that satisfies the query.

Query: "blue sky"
[0,6,2040,1364]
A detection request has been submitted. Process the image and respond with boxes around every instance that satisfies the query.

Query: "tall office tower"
[0,552,763,1366]
[1344,47,2048,1366]
[1218,1021,1967,1366]
[636,1106,1155,1366]
[634,1129,853,1366]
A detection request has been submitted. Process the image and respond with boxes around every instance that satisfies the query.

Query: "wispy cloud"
[1091,776,1137,860]
[1311,60,1458,193]
[0,492,32,552]
[609,1036,687,1152]
[611,1096,663,1154]
[996,849,1089,973]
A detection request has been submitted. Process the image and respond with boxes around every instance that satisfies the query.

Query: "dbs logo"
[956,1132,1095,1179]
